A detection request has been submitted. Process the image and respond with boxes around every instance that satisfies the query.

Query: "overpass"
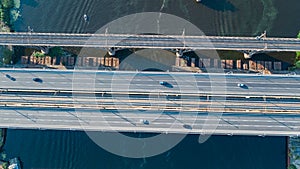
[0,32,300,52]
[0,68,300,136]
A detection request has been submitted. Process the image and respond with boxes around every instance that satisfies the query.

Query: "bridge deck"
[0,32,299,51]
[0,69,300,136]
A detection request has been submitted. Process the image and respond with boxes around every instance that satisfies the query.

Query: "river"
[14,0,300,37]
[4,0,296,168]
[4,129,286,169]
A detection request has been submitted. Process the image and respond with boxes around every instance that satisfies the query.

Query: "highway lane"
[1,105,300,136]
[0,68,300,136]
[1,69,300,97]
[0,32,300,51]
[1,93,300,113]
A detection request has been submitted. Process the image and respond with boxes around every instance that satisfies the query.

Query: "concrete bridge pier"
[175,49,193,67]
[40,46,50,54]
[108,48,116,56]
[28,46,51,54]
[176,49,185,58]
[108,47,122,56]
[242,50,259,59]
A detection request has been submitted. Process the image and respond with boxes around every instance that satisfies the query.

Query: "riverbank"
[0,0,21,32]
[0,129,22,169]
[0,129,6,150]
[288,137,300,169]
[0,129,7,169]
[0,0,21,67]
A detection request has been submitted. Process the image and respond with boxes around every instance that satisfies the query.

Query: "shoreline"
[0,129,7,150]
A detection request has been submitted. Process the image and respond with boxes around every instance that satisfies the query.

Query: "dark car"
[159,81,166,85]
[140,119,150,125]
[237,83,248,89]
[159,81,173,88]
[33,77,43,83]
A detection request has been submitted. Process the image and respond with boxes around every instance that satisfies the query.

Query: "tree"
[49,47,63,57]
[2,48,13,64]
[1,0,14,8]
[288,164,297,169]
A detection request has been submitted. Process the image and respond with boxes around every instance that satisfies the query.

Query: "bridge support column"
[242,50,259,59]
[108,47,123,56]
[176,49,184,58]
[41,47,50,54]
[108,48,116,56]
[108,47,124,56]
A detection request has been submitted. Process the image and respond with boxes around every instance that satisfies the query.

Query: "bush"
[1,0,14,8]
[1,8,11,26]
[33,51,45,58]
[13,0,21,9]
[2,162,8,169]
[296,31,300,62]
[10,9,20,23]
[288,164,297,169]
[296,60,300,69]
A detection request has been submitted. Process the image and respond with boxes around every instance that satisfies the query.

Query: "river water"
[4,0,296,168]
[4,129,286,169]
[14,0,300,37]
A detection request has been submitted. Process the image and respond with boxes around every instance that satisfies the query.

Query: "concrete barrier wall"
[21,56,284,71]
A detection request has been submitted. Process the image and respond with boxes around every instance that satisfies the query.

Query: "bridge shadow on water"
[201,0,237,12]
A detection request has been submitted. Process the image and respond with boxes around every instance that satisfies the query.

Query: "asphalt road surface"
[0,68,300,136]
[0,32,299,51]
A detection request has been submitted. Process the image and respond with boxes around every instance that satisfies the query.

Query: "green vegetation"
[32,51,45,58]
[1,153,6,161]
[0,0,21,31]
[49,47,63,57]
[2,48,13,65]
[288,164,298,169]
[294,31,300,69]
[13,0,21,8]
[296,31,300,60]
[1,161,8,169]
[295,60,300,69]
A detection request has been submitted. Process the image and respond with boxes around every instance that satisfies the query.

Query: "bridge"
[0,32,300,52]
[0,68,300,136]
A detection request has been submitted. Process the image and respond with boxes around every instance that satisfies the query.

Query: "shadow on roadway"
[162,82,174,88]
[5,74,16,81]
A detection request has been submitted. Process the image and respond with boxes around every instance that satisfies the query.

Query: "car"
[140,119,150,125]
[237,83,245,87]
[237,83,248,89]
[159,81,166,85]
[159,81,174,88]
[33,77,43,83]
